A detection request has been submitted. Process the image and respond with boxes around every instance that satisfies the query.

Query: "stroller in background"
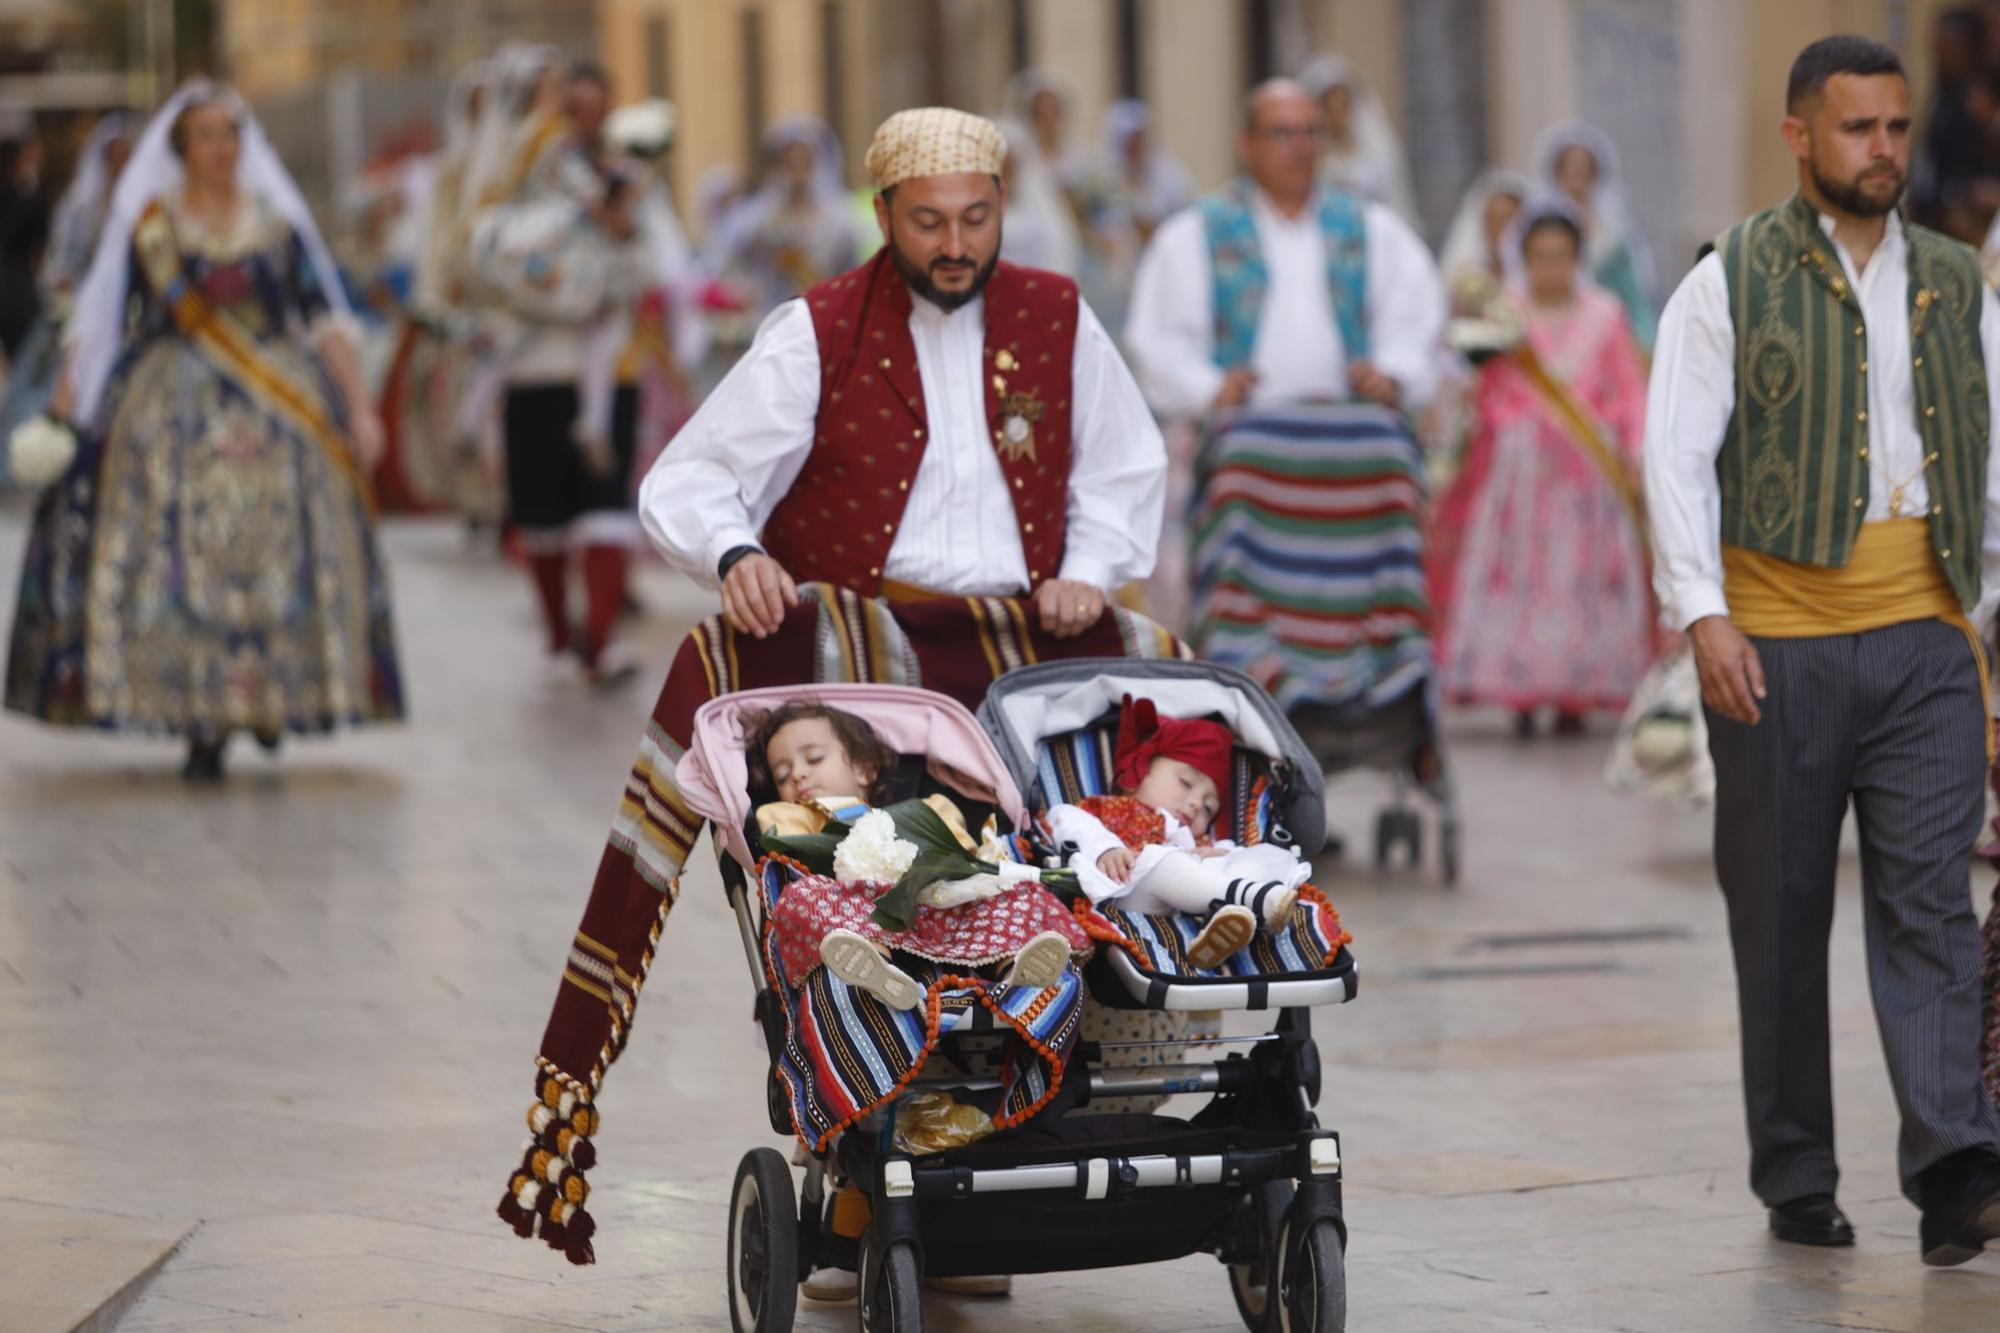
[675,663,1358,1332]
[1191,401,1462,883]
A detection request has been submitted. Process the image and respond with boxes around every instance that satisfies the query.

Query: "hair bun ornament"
[1112,692,1236,798]
[1113,693,1160,791]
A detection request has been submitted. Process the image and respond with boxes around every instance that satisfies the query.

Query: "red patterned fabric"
[1076,794,1169,853]
[762,251,1079,595]
[1113,695,1234,798]
[770,873,1090,977]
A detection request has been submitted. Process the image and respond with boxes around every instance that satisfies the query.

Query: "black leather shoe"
[1769,1193,1855,1247]
[1919,1152,2000,1267]
[182,736,228,783]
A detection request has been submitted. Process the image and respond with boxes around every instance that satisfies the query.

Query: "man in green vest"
[1644,34,2000,1265]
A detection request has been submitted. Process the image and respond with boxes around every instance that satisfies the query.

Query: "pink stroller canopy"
[675,683,1029,871]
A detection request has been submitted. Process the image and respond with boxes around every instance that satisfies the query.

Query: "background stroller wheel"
[727,1148,799,1333]
[1372,808,1422,872]
[1227,1179,1294,1331]
[1277,1215,1347,1333]
[1440,817,1462,887]
[857,1236,922,1332]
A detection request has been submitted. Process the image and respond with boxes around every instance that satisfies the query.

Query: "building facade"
[598,0,1956,292]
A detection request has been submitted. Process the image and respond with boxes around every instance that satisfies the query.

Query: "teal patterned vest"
[1198,179,1369,369]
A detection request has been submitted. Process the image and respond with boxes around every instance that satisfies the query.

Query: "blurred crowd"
[8,30,1985,762]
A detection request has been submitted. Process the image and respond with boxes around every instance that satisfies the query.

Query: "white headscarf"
[755,114,847,205]
[705,114,854,297]
[994,115,1079,275]
[1099,99,1192,231]
[412,60,490,313]
[460,43,561,212]
[65,80,351,430]
[1497,191,1591,294]
[1531,121,1654,299]
[433,57,489,189]
[694,162,744,241]
[1437,167,1530,288]
[41,111,136,296]
[1300,54,1417,220]
[1005,66,1088,189]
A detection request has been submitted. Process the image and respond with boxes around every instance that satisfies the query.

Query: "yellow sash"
[482,112,570,208]
[132,200,374,514]
[1723,519,1991,757]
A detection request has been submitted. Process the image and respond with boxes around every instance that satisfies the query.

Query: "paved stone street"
[3,506,1998,1331]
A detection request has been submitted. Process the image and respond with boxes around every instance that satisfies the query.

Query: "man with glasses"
[1124,79,1446,721]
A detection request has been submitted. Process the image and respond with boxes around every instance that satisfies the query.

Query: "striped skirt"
[1190,403,1433,712]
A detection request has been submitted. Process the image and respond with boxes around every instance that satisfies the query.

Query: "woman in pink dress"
[1430,195,1653,736]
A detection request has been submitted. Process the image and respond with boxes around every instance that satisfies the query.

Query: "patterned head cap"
[865,107,1006,190]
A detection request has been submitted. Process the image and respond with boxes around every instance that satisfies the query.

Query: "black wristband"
[717,544,763,581]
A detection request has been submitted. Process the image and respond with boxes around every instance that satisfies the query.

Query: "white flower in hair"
[833,809,920,886]
[7,415,78,489]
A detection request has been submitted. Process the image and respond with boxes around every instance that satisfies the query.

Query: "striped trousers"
[1707,617,2000,1206]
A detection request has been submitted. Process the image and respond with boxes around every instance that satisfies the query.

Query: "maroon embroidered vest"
[762,250,1079,596]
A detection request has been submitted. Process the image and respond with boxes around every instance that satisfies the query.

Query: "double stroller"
[675,658,1360,1332]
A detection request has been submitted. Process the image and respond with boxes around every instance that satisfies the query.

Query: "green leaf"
[881,799,971,856]
[868,848,980,931]
[760,829,844,874]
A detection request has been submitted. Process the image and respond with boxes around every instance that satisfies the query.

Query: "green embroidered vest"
[1716,194,1988,609]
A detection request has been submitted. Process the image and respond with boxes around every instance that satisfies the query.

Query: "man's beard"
[888,237,1000,312]
[1812,161,1905,218]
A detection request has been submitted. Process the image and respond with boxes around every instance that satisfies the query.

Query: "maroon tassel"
[565,1207,597,1266]
[497,1190,534,1238]
[502,1071,602,1261]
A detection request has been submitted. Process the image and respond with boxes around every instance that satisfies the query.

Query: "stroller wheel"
[1372,808,1422,872]
[1227,1180,1292,1331]
[857,1234,923,1332]
[1440,817,1462,888]
[1276,1214,1347,1333]
[727,1148,799,1333]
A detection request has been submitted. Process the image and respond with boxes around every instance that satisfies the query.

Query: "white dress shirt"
[1644,209,2000,630]
[1122,187,1447,417]
[639,287,1166,594]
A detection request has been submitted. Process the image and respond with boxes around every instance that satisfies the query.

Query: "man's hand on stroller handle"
[722,552,800,639]
[1035,578,1106,640]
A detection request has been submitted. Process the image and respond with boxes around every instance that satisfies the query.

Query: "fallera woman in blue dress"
[4,82,404,779]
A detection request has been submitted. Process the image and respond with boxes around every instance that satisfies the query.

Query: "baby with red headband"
[1046,696,1311,970]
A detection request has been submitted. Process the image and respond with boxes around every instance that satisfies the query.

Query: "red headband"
[1113,695,1234,799]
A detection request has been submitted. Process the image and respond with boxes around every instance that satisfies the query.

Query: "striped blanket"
[1190,402,1433,713]
[761,859,1084,1153]
[497,583,1185,1264]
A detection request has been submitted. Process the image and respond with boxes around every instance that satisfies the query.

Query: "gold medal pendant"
[993,380,1045,465]
[1000,412,1035,462]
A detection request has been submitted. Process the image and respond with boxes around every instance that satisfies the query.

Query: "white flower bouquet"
[7,414,78,489]
[1445,269,1525,360]
[765,799,1077,930]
